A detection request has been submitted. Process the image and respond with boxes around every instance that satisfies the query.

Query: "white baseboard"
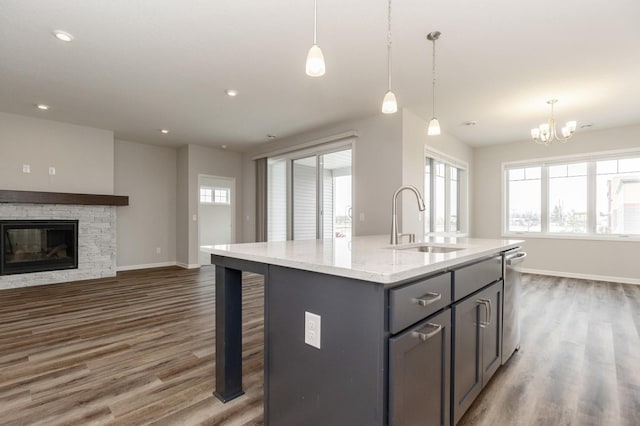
[116,261,177,272]
[176,262,202,270]
[518,267,640,286]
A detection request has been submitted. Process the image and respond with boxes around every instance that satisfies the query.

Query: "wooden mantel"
[0,190,129,206]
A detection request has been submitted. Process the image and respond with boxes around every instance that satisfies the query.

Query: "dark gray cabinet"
[452,280,503,424]
[213,250,510,425]
[389,308,451,426]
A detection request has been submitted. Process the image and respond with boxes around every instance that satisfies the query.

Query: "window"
[507,167,541,232]
[214,188,230,204]
[200,187,213,204]
[200,186,230,205]
[504,153,640,237]
[596,157,640,234]
[425,155,466,234]
[548,163,587,233]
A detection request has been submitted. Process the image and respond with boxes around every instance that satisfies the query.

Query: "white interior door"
[198,175,235,265]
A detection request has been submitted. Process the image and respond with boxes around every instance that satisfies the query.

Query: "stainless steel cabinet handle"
[476,298,491,328]
[412,292,442,307]
[506,252,527,265]
[411,323,443,341]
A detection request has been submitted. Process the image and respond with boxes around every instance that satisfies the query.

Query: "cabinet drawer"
[453,256,502,302]
[390,272,451,334]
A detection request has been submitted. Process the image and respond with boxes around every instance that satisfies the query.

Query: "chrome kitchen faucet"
[390,185,426,245]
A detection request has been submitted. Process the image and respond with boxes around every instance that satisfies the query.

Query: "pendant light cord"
[313,0,318,44]
[387,0,392,91]
[431,37,437,117]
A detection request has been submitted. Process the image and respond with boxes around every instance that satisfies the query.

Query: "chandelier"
[530,99,577,145]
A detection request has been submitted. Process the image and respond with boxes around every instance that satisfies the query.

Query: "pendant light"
[306,0,326,77]
[381,0,397,114]
[427,31,441,136]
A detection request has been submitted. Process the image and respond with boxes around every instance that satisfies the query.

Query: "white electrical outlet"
[156,247,161,254]
[305,311,321,349]
[359,212,365,221]
[22,164,31,173]
[192,214,197,221]
[49,167,56,175]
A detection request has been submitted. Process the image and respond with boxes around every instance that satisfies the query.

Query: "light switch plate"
[305,311,321,349]
[49,167,56,175]
[22,164,31,173]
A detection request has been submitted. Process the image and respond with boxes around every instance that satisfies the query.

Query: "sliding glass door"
[292,156,318,240]
[320,149,352,240]
[268,146,352,241]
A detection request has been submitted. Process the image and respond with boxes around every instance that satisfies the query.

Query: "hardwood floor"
[0,266,264,426]
[459,274,640,426]
[1,268,638,425]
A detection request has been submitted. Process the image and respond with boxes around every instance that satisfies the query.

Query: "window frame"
[424,147,468,236]
[502,148,640,241]
[200,186,231,205]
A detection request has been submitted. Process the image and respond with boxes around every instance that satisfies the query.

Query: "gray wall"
[114,139,177,269]
[0,112,114,194]
[473,125,640,283]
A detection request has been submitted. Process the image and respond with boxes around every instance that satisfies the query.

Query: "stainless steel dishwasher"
[502,247,526,364]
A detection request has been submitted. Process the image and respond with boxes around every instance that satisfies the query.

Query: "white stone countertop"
[201,235,523,285]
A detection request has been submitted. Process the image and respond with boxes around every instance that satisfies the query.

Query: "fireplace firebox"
[1,220,78,275]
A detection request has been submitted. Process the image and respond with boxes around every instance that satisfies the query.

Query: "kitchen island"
[202,235,522,425]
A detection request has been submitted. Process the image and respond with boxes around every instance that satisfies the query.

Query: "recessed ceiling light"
[36,104,50,110]
[221,145,228,149]
[53,31,74,42]
[267,134,277,139]
[225,89,239,97]
[462,120,477,126]
[160,129,169,134]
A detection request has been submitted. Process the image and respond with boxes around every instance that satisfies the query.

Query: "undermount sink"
[395,245,464,254]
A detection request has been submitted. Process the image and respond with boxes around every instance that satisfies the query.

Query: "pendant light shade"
[306,0,325,77]
[381,0,397,114]
[428,117,441,136]
[382,90,398,114]
[427,31,442,136]
[306,44,326,77]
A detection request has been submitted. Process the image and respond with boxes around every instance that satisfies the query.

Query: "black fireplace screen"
[1,220,79,275]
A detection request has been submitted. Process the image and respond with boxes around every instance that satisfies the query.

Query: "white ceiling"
[1,0,639,151]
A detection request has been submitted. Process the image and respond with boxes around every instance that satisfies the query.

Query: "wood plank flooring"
[0,266,264,426]
[1,267,638,425]
[458,274,640,426]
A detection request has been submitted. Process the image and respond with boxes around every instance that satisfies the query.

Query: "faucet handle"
[398,233,416,243]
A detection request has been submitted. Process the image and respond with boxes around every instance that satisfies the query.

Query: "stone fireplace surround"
[0,190,128,290]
